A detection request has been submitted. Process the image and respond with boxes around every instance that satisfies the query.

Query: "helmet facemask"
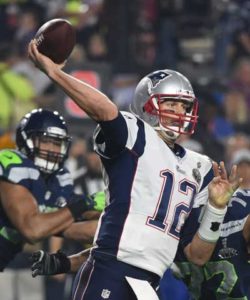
[27,130,71,174]
[143,94,198,140]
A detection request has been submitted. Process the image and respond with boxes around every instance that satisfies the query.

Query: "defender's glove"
[89,191,106,212]
[67,194,97,221]
[67,192,106,221]
[31,250,70,278]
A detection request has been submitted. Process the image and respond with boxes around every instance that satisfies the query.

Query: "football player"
[0,108,103,272]
[28,40,241,300]
[170,149,250,299]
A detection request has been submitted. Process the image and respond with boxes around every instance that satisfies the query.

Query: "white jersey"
[93,112,213,277]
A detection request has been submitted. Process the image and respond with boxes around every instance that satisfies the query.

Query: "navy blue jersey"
[0,149,74,271]
[175,189,250,300]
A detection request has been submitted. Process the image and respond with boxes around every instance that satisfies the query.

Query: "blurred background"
[0,0,250,299]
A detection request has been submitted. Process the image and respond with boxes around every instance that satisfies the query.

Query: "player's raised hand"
[28,40,65,74]
[208,161,242,209]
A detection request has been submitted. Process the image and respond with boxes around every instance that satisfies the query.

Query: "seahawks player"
[28,40,241,300]
[0,108,102,272]
[173,149,250,299]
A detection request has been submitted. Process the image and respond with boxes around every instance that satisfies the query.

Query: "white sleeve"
[122,112,140,150]
[193,186,209,208]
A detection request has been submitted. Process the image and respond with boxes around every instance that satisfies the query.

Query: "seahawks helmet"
[130,70,198,140]
[16,109,71,174]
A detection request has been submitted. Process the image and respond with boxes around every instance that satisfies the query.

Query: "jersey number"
[177,261,246,300]
[147,170,197,239]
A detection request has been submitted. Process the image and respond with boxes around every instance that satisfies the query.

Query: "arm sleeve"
[199,165,213,193]
[179,206,204,249]
[94,112,143,158]
[97,112,128,157]
[179,163,213,248]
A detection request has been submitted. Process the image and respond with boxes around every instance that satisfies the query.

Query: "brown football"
[34,19,76,64]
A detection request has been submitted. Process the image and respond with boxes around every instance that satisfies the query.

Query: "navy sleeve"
[97,112,128,157]
[200,166,214,192]
[179,206,203,249]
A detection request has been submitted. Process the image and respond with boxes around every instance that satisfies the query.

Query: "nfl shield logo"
[101,289,111,299]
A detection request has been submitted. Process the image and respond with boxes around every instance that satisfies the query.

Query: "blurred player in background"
[28,40,241,300]
[171,148,250,299]
[0,108,104,274]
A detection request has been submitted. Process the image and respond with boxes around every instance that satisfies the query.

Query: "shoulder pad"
[121,111,137,121]
[0,150,23,169]
[0,149,39,184]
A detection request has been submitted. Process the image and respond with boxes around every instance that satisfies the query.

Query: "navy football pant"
[71,253,160,300]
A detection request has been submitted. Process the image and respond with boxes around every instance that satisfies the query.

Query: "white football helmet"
[130,69,198,141]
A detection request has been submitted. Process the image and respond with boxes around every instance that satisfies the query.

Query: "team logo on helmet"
[148,71,170,88]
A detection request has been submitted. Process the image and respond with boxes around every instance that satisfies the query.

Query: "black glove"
[67,194,96,221]
[31,250,70,278]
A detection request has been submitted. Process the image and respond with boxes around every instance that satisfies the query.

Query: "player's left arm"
[61,220,98,243]
[184,162,242,266]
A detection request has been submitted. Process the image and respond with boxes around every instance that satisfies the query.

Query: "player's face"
[38,136,61,152]
[158,100,190,127]
[34,135,63,162]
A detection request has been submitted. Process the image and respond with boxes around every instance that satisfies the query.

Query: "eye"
[161,101,175,107]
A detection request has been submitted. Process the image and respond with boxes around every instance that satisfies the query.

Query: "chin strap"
[154,119,180,139]
[156,128,179,145]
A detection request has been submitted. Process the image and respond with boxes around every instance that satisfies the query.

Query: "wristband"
[198,202,227,243]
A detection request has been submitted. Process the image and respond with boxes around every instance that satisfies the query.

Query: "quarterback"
[28,40,241,300]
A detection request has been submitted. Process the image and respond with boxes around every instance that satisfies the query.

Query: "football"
[34,18,76,64]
